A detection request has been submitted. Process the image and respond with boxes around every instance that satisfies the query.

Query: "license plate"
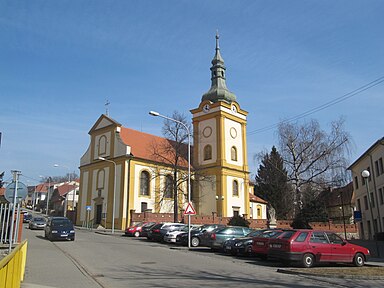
[61,234,68,237]
[225,246,231,250]
[271,243,281,248]
[256,242,264,246]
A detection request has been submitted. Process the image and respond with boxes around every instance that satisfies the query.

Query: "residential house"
[348,137,384,240]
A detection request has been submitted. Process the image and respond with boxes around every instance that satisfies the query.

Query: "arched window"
[98,135,107,155]
[164,175,173,199]
[140,171,150,196]
[231,146,237,161]
[257,205,262,219]
[97,169,105,190]
[204,145,212,160]
[233,180,239,196]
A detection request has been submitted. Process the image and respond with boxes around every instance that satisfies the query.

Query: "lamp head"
[149,111,159,117]
[98,157,106,161]
[361,170,370,178]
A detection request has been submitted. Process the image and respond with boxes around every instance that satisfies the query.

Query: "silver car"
[29,216,47,230]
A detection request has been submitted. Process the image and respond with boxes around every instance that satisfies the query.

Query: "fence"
[0,203,23,250]
[0,240,28,288]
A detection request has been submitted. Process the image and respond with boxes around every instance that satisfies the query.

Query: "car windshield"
[33,218,45,222]
[247,230,264,237]
[52,219,72,226]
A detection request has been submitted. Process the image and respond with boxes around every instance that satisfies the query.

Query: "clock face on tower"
[231,104,237,114]
[203,104,210,113]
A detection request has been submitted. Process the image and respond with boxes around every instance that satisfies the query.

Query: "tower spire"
[201,33,236,103]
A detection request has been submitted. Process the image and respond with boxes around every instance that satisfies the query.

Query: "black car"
[23,213,32,223]
[141,222,158,238]
[223,229,272,256]
[176,224,226,247]
[44,217,75,241]
[147,223,185,242]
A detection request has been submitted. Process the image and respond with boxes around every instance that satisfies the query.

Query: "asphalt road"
[21,226,384,288]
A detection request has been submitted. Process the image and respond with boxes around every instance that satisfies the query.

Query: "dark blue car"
[44,217,75,241]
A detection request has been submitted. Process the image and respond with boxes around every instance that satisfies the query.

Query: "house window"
[141,202,148,212]
[231,146,237,161]
[232,180,239,196]
[354,176,359,189]
[140,171,150,196]
[164,175,173,199]
[370,192,375,208]
[233,208,240,217]
[357,199,361,211]
[379,188,384,205]
[204,145,212,160]
[364,195,368,210]
[376,158,384,176]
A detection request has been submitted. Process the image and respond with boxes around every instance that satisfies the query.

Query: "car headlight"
[235,242,244,247]
[51,230,58,233]
[70,230,75,233]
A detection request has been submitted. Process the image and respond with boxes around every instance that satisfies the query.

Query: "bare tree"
[277,118,352,217]
[149,111,191,222]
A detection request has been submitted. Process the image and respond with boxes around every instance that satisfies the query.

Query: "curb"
[276,268,384,280]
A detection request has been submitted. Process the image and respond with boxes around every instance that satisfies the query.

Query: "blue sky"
[1,1,383,186]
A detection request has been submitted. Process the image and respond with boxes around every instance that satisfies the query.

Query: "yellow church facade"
[76,35,265,230]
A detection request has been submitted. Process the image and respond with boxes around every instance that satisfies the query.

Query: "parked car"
[208,226,253,251]
[164,225,201,243]
[23,213,32,223]
[177,224,226,247]
[268,230,370,268]
[29,216,47,230]
[147,223,186,242]
[44,217,75,241]
[125,221,156,237]
[223,229,274,256]
[141,222,158,238]
[251,229,286,259]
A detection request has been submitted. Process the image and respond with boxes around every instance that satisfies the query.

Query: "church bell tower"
[191,34,250,218]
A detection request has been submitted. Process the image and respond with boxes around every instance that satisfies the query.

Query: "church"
[76,35,267,230]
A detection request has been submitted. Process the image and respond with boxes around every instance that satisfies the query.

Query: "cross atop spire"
[201,33,236,103]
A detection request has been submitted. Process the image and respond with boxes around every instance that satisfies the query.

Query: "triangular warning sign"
[184,202,196,215]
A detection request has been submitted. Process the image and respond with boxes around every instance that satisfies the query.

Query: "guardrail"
[0,240,28,288]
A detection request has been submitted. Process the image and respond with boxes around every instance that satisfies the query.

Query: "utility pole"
[9,170,21,252]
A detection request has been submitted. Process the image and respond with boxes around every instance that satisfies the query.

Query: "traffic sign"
[184,202,196,215]
[4,181,28,204]
[86,206,92,211]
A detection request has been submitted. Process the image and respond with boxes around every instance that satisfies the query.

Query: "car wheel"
[353,253,365,267]
[191,237,200,247]
[134,231,140,237]
[302,253,315,268]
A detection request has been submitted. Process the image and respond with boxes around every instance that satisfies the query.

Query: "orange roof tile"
[119,127,189,167]
[249,193,268,204]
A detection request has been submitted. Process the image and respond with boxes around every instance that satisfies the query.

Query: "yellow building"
[77,35,259,230]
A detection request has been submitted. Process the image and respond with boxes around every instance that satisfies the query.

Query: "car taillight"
[154,229,160,233]
[211,233,216,240]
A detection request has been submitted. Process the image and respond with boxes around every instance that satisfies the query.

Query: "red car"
[251,229,285,260]
[125,222,156,237]
[268,230,370,268]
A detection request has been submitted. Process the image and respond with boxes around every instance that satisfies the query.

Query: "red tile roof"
[57,183,76,197]
[119,127,189,167]
[249,193,268,204]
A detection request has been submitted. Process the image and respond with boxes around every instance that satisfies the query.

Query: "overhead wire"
[248,76,384,135]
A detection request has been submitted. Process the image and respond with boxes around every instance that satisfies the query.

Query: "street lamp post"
[149,111,192,249]
[362,169,380,257]
[361,170,376,239]
[98,157,117,234]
